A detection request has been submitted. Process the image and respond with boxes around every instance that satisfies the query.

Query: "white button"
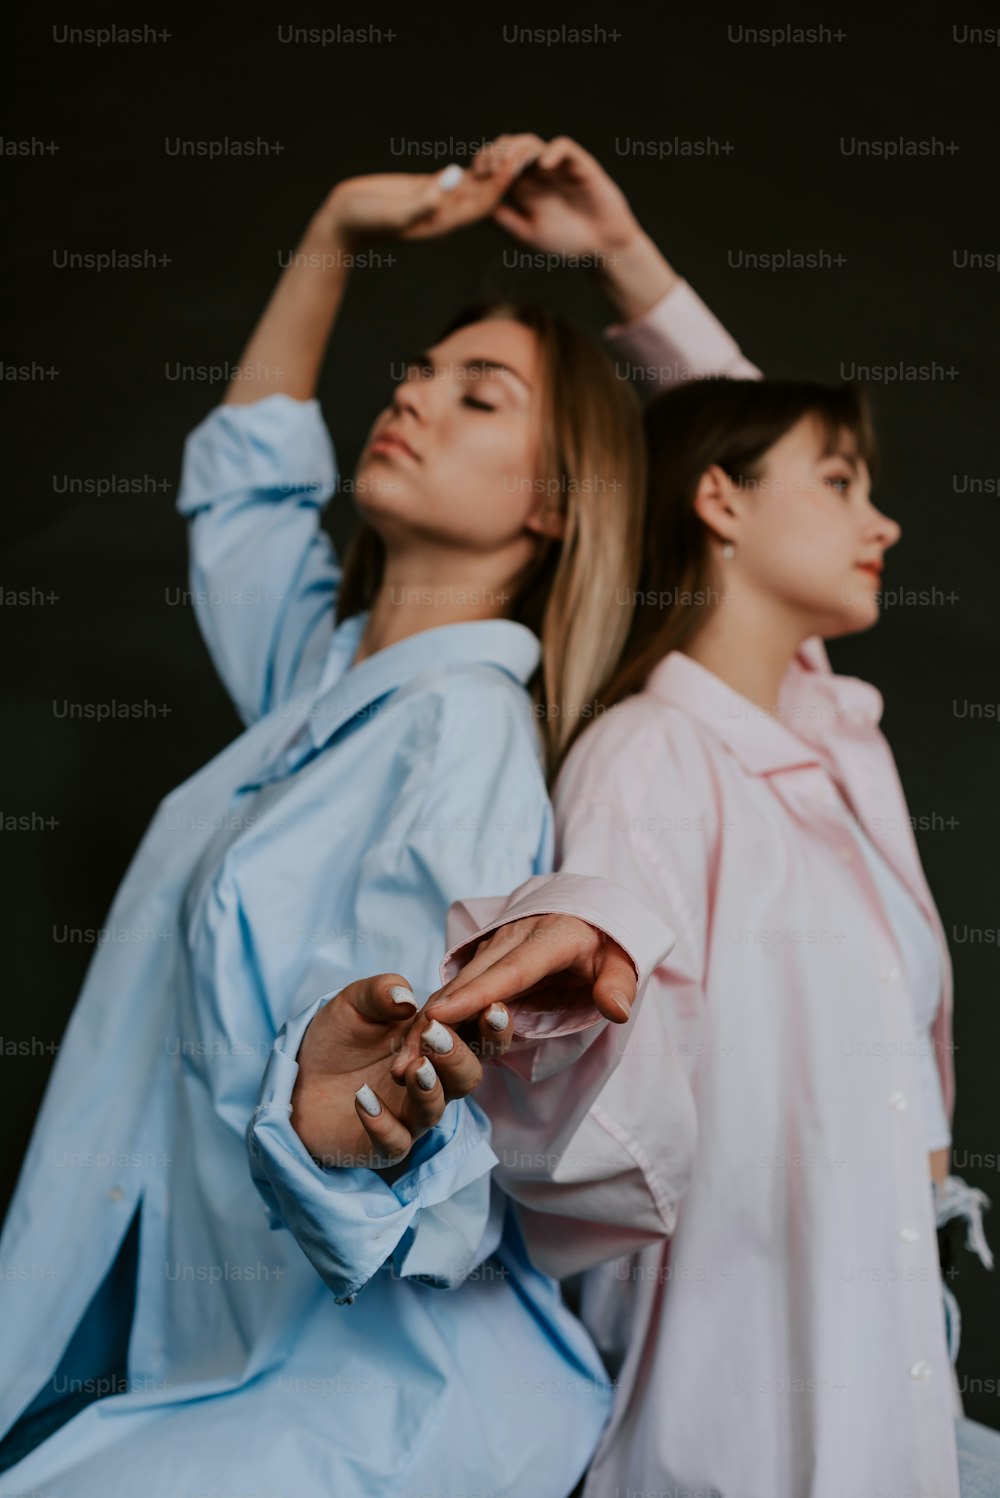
[899,1226,920,1243]
[888,1091,908,1112]
[910,1359,932,1380]
[108,1186,125,1202]
[839,845,855,861]
[880,965,901,983]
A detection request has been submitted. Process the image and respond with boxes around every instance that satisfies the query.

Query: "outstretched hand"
[388,915,638,1076]
[289,974,513,1170]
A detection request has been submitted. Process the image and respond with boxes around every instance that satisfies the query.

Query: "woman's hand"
[315,139,545,247]
[484,133,639,257]
[289,974,513,1170]
[386,915,637,1077]
[485,134,680,322]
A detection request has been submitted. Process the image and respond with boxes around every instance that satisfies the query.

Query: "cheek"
[747,499,851,591]
[430,421,539,534]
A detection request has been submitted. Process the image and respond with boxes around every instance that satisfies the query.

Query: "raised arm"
[177,153,549,726]
[486,132,761,385]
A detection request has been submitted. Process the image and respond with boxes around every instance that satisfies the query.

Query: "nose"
[866,500,901,552]
[390,372,430,424]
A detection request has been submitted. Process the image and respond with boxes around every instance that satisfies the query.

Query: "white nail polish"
[486,1004,509,1031]
[415,1058,437,1091]
[388,985,415,1006]
[438,163,464,192]
[422,1019,455,1054]
[355,1084,381,1117]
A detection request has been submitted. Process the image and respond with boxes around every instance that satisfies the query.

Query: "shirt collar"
[644,636,884,776]
[303,612,540,752]
[239,613,540,791]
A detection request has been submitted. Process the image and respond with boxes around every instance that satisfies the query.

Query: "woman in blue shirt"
[0,141,679,1497]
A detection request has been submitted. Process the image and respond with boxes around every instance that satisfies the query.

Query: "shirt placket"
[795,768,955,1490]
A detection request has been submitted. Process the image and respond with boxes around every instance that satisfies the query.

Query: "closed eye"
[462,396,498,412]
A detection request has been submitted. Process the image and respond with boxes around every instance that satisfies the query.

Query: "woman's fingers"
[417,1017,484,1097]
[473,1001,514,1059]
[536,135,591,175]
[425,920,638,1027]
[396,1054,447,1133]
[472,133,546,179]
[593,941,639,1021]
[423,919,586,1025]
[346,973,419,1024]
[353,1084,415,1166]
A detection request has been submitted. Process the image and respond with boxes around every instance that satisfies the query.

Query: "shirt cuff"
[246,990,500,1303]
[439,872,677,1045]
[177,393,337,516]
[602,277,761,382]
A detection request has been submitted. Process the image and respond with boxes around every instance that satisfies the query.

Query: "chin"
[353,462,417,514]
[823,602,881,638]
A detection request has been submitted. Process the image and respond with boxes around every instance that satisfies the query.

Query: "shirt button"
[909,1359,932,1380]
[108,1185,125,1202]
[888,1091,908,1112]
[899,1226,920,1243]
[839,845,855,862]
[881,965,901,983]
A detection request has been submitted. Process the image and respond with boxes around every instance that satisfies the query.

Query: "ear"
[692,463,741,546]
[524,505,567,541]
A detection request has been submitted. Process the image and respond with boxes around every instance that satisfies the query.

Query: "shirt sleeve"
[602,276,762,386]
[175,393,342,727]
[447,703,714,1278]
[245,667,553,1303]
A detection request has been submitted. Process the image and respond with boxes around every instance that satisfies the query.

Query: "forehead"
[428,317,541,385]
[769,412,867,473]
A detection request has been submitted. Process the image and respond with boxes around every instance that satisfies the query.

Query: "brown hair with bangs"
[600,377,877,712]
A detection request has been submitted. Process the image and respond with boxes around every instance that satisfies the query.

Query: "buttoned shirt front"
[456,640,961,1497]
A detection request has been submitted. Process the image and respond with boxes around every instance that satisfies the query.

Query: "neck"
[353,541,527,665]
[681,582,810,714]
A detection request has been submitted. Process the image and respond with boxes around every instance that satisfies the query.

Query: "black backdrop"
[5,4,999,1430]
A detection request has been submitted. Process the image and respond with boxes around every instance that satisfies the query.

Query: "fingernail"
[415,1058,437,1091]
[388,984,415,1006]
[423,1019,455,1055]
[485,1004,509,1031]
[438,163,463,192]
[611,991,632,1019]
[355,1084,381,1117]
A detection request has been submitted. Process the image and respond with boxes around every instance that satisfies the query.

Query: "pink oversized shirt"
[439,285,960,1497]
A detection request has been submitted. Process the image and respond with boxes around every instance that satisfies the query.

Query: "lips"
[370,430,419,461]
[854,562,883,579]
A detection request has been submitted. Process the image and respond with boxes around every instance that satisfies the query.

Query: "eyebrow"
[405,349,533,393]
[821,446,860,471]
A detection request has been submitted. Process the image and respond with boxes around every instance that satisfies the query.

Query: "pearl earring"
[722,542,736,559]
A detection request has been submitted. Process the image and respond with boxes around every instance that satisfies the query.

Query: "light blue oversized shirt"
[0,395,612,1497]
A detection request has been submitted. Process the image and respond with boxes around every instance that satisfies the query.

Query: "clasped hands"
[289,914,637,1173]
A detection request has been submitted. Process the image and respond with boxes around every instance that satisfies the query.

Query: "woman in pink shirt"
[295,138,998,1493]
[420,147,1000,1495]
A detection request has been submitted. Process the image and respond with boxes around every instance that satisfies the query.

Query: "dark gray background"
[4,5,999,1427]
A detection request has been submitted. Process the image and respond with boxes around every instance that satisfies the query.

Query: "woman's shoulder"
[557,685,718,794]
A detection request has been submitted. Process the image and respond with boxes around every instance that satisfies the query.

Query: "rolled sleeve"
[246,990,500,1303]
[603,277,762,384]
[176,394,342,725]
[439,872,677,1053]
[177,394,337,517]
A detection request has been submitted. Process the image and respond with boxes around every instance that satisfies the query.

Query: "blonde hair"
[336,300,645,781]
